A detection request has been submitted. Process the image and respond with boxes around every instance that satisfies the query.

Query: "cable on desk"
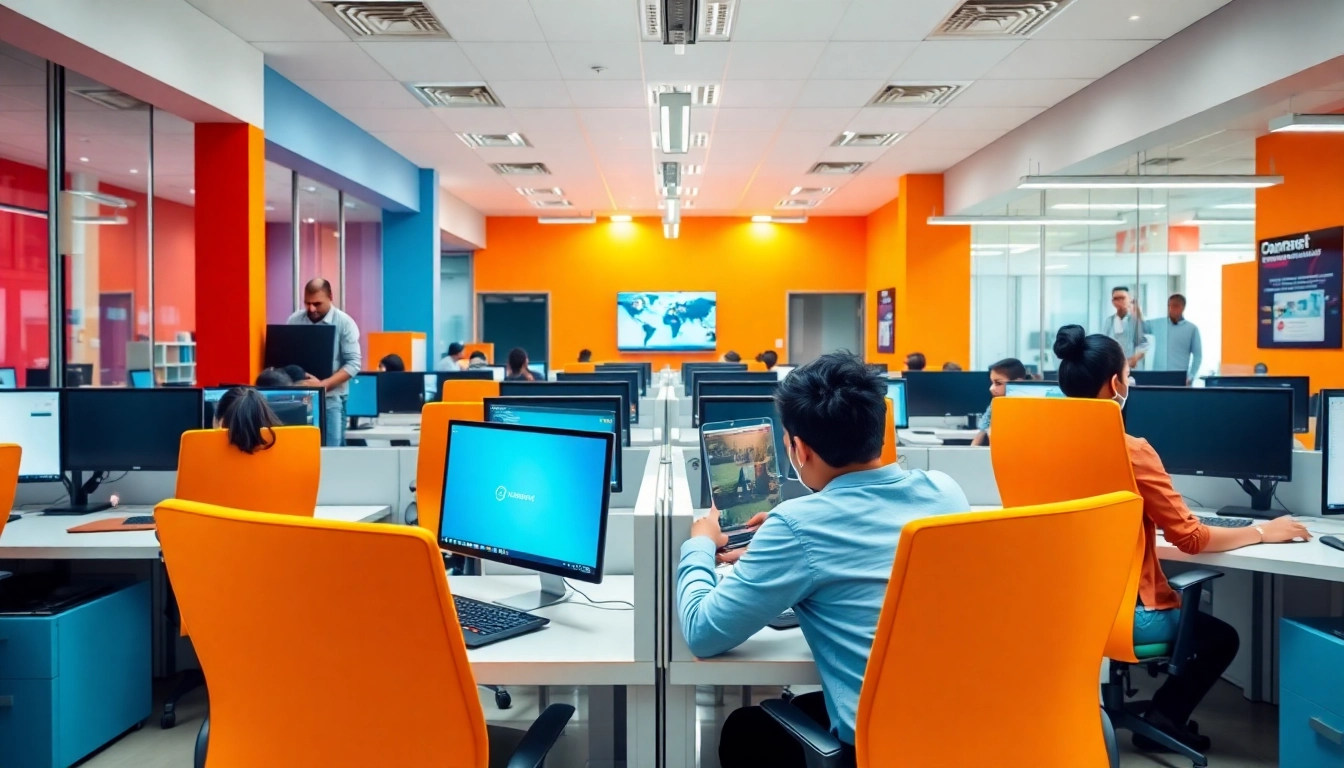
[1274,494,1293,515]
[1181,495,1206,509]
[562,579,634,611]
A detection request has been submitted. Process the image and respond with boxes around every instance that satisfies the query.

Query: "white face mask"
[787,439,818,494]
[1112,375,1129,410]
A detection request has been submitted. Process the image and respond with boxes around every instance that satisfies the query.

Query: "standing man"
[1163,293,1203,385]
[287,278,361,447]
[1105,286,1151,369]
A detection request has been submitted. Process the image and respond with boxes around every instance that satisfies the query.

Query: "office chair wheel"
[161,711,176,729]
[495,689,512,709]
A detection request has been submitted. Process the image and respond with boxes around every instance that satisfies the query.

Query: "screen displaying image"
[701,419,783,528]
[617,291,716,351]
[1005,382,1066,398]
[1272,289,1326,343]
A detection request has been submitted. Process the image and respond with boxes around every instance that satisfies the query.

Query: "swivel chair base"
[1102,664,1208,768]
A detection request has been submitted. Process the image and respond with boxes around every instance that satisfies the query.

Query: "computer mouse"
[1322,535,1344,552]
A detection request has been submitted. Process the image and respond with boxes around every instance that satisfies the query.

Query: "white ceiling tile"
[578,108,652,134]
[732,0,851,42]
[725,42,827,81]
[583,130,654,150]
[817,144,893,163]
[432,108,523,134]
[357,42,481,83]
[184,0,347,42]
[831,0,961,42]
[292,80,425,109]
[715,80,806,108]
[920,106,1045,131]
[771,131,836,151]
[519,131,589,151]
[510,107,582,131]
[781,108,859,133]
[1034,0,1233,41]
[871,146,977,174]
[690,108,717,133]
[899,127,1007,150]
[549,42,643,79]
[530,0,639,41]
[565,80,647,108]
[337,107,448,133]
[809,41,918,80]
[889,40,1023,81]
[710,108,788,132]
[951,78,1094,108]
[459,42,561,80]
[425,0,546,41]
[794,80,884,109]
[983,40,1160,80]
[490,81,574,108]
[253,42,392,81]
[641,42,730,81]
[845,107,939,133]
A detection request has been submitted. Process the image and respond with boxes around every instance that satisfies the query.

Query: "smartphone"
[700,417,784,530]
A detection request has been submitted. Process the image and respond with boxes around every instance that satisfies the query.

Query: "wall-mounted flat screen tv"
[617,292,717,351]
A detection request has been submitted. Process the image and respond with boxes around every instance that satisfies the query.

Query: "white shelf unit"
[127,340,196,386]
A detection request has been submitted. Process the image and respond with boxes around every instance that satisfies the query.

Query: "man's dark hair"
[1169,293,1186,306]
[724,350,741,363]
[578,349,592,362]
[761,350,778,369]
[470,350,487,361]
[1111,286,1130,296]
[305,278,333,298]
[255,367,293,387]
[774,352,887,467]
[989,357,1027,381]
[905,352,926,371]
[507,347,528,373]
[447,342,465,356]
[281,364,306,384]
[379,353,405,372]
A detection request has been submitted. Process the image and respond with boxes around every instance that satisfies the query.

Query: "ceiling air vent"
[777,199,819,209]
[833,131,903,147]
[491,163,551,176]
[640,1,663,40]
[531,199,573,209]
[790,187,834,196]
[641,0,736,44]
[809,162,867,175]
[457,132,530,148]
[408,83,502,107]
[869,83,967,107]
[314,1,451,39]
[1140,157,1185,168]
[517,187,564,197]
[648,84,720,106]
[69,87,148,111]
[700,0,737,41]
[932,0,1074,38]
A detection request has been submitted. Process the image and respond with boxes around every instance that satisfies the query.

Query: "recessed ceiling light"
[189,189,195,195]
[304,186,318,193]
[129,169,138,174]
[1019,174,1283,190]
[751,215,807,224]
[304,217,316,224]
[539,216,596,224]
[611,215,633,223]
[1268,113,1344,133]
[79,156,89,163]
[1128,15,1140,21]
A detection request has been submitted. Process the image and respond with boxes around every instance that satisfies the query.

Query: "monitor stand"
[43,470,112,516]
[494,573,568,612]
[1216,479,1280,521]
[347,416,372,431]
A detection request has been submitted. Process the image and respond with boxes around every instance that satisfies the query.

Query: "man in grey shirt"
[1162,293,1202,385]
[1104,286,1151,369]
[287,278,361,447]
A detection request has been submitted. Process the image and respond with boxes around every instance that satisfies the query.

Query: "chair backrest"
[441,378,499,403]
[0,444,19,539]
[416,401,484,538]
[155,499,489,767]
[565,362,596,374]
[175,427,321,517]
[856,491,1144,768]
[880,396,898,466]
[989,396,1144,662]
[745,361,767,372]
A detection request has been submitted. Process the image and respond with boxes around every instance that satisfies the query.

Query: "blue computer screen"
[885,379,908,428]
[440,423,609,576]
[0,368,15,389]
[347,374,378,417]
[128,370,152,389]
[529,362,547,379]
[203,387,323,433]
[486,403,620,487]
[1004,382,1065,398]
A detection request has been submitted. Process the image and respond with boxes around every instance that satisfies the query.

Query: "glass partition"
[297,175,339,300]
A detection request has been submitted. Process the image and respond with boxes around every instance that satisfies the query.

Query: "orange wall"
[97,182,196,342]
[474,217,869,367]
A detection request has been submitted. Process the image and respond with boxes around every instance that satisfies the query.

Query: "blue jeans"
[325,393,346,447]
[1133,606,1180,645]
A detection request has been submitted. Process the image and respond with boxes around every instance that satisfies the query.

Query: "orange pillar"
[866,174,970,369]
[194,123,266,386]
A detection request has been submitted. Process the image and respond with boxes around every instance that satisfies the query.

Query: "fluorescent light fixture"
[1203,243,1255,250]
[659,92,692,154]
[1184,217,1254,226]
[304,217,316,224]
[0,203,47,219]
[66,190,133,208]
[1268,113,1344,133]
[1214,203,1256,210]
[79,156,89,162]
[304,186,318,193]
[73,215,128,225]
[1046,264,1069,270]
[751,215,807,224]
[1019,175,1282,190]
[611,214,633,223]
[927,215,1126,226]
[971,243,1039,252]
[129,169,138,174]
[663,222,680,239]
[1051,203,1165,211]
[189,189,195,195]
[539,216,597,224]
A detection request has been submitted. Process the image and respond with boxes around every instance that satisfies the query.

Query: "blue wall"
[263,67,420,212]
[383,169,441,355]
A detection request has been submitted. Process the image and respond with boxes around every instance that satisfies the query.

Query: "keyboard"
[122,515,156,526]
[454,595,549,648]
[1200,516,1254,529]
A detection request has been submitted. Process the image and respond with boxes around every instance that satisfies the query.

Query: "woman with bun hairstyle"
[1052,324,1309,753]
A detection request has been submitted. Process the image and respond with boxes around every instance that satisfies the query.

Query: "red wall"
[0,157,51,381]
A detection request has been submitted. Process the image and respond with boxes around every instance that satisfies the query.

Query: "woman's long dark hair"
[215,387,283,453]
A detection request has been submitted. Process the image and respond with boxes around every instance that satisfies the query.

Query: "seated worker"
[722,350,742,363]
[1053,324,1309,752]
[971,357,1028,447]
[282,364,309,385]
[941,361,962,371]
[904,351,926,371]
[760,350,778,371]
[378,354,405,372]
[677,352,970,768]
[578,348,592,363]
[467,350,490,370]
[213,387,283,453]
[436,342,465,372]
[255,367,293,387]
[504,347,535,381]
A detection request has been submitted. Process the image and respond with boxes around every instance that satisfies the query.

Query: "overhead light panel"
[1051,203,1165,211]
[1268,113,1344,133]
[457,132,530,148]
[1184,217,1254,226]
[832,131,902,147]
[1019,175,1283,190]
[539,216,596,224]
[790,187,835,197]
[927,215,1126,226]
[648,84,720,106]
[751,215,808,224]
[517,187,564,197]
[1214,203,1256,210]
[611,215,633,223]
[809,162,867,175]
[659,91,692,154]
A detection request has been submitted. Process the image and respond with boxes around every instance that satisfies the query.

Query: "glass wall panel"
[297,176,339,301]
[152,108,197,383]
[264,161,294,324]
[343,193,381,364]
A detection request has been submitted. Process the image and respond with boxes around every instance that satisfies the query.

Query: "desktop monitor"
[774,365,795,379]
[0,390,62,481]
[886,379,909,429]
[682,362,746,395]
[595,363,647,396]
[1131,371,1187,387]
[486,366,506,382]
[346,373,378,419]
[484,398,622,492]
[128,369,153,388]
[0,367,15,389]
[1204,376,1311,433]
[697,396,795,497]
[867,362,889,375]
[438,421,613,608]
[203,387,324,438]
[65,363,92,387]
[500,381,631,438]
[557,371,640,422]
[439,370,495,381]
[693,380,779,427]
[689,370,778,406]
[483,395,627,448]
[528,362,548,379]
[1322,389,1344,516]
[902,371,993,418]
[26,368,50,388]
[264,324,337,379]
[1004,381,1066,398]
[63,388,204,472]
[377,371,426,414]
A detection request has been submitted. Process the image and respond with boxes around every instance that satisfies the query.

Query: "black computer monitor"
[346,373,378,419]
[596,363,647,396]
[689,371,778,410]
[682,362,746,395]
[902,371,993,419]
[264,324,337,379]
[1322,389,1344,516]
[1204,376,1311,434]
[528,362,547,379]
[128,369,153,389]
[867,362,889,375]
[0,389,62,482]
[65,363,92,387]
[483,395,628,448]
[557,371,639,422]
[500,381,631,438]
[484,397,622,492]
[438,420,613,609]
[697,396,794,498]
[377,371,425,414]
[1124,386,1293,514]
[203,387,324,439]
[0,367,16,389]
[438,370,495,381]
[1132,371,1187,387]
[885,379,908,429]
[26,368,50,388]
[693,380,779,427]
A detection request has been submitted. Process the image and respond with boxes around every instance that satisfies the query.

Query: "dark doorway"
[479,293,549,367]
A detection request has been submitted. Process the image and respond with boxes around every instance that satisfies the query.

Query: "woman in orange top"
[1053,325,1309,753]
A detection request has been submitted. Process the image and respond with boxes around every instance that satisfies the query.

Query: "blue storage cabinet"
[0,581,151,768]
[1281,617,1344,768]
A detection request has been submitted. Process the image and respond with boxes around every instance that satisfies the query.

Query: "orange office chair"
[564,362,596,374]
[442,378,499,403]
[762,492,1144,767]
[880,397,898,466]
[990,397,1223,767]
[0,444,20,579]
[746,361,767,372]
[154,499,574,768]
[461,342,494,363]
[411,401,483,537]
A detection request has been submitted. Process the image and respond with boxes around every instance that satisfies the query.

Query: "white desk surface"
[350,425,420,443]
[449,575,653,686]
[0,505,391,560]
[1156,511,1344,582]
[670,625,817,686]
[898,428,980,446]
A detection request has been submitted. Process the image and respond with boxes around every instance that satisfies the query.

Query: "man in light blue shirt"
[677,352,970,768]
[1161,294,1202,385]
[1104,286,1151,368]
[286,278,361,447]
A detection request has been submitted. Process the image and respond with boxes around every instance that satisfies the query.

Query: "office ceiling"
[180,0,1236,217]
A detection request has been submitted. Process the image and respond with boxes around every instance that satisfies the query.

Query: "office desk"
[1158,513,1344,582]
[349,424,421,443]
[898,428,980,446]
[0,506,391,559]
[669,625,817,687]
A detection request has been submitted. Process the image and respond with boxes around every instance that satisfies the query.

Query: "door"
[98,292,133,386]
[788,293,863,364]
[479,293,549,366]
